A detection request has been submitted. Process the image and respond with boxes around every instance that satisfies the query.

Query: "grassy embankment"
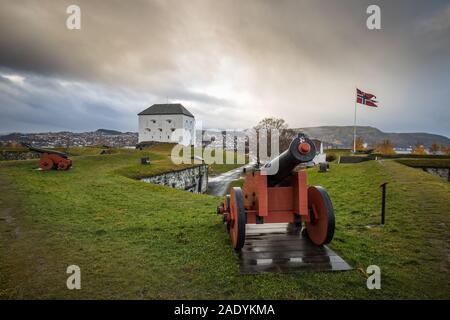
[396,158,450,168]
[0,145,449,299]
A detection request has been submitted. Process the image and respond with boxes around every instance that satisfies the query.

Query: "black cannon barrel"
[263,135,316,187]
[22,143,69,158]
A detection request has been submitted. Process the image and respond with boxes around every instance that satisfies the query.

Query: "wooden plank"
[239,223,351,274]
[240,261,351,274]
[239,250,339,260]
[240,255,345,265]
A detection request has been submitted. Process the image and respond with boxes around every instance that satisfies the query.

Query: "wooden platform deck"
[238,223,352,274]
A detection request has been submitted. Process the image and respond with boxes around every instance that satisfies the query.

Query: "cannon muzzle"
[263,134,316,187]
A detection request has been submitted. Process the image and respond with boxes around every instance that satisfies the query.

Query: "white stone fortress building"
[138,103,195,146]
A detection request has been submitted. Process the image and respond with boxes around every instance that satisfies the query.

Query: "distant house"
[138,103,195,145]
[394,147,412,155]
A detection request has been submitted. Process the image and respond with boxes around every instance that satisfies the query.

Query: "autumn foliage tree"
[353,137,366,152]
[429,143,450,155]
[375,139,396,155]
[5,141,20,148]
[411,143,427,155]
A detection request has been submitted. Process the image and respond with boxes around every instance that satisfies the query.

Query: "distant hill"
[294,126,449,148]
[1,127,448,149]
[95,129,123,135]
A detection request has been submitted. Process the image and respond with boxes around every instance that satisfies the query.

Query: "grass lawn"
[324,149,351,162]
[0,148,449,299]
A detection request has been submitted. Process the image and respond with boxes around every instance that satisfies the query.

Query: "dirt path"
[207,164,252,196]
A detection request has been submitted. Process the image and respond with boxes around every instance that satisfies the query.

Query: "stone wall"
[0,151,40,161]
[141,164,208,193]
[422,167,450,182]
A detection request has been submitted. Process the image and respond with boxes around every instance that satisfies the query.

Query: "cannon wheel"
[224,195,231,233]
[229,187,246,251]
[57,160,69,170]
[224,195,231,213]
[306,186,335,246]
[39,157,54,170]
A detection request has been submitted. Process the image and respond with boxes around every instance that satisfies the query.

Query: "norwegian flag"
[356,88,378,107]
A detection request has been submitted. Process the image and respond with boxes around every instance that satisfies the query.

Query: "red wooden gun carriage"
[23,143,72,171]
[217,135,335,250]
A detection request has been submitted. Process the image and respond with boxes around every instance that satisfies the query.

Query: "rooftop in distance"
[138,103,194,118]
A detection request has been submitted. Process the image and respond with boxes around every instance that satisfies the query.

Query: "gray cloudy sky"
[0,0,449,136]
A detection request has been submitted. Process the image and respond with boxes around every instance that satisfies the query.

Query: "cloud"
[419,3,450,33]
[0,73,137,132]
[0,69,243,133]
[1,74,25,85]
[0,0,449,136]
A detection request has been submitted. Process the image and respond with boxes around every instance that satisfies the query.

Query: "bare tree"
[253,117,290,159]
[430,143,440,154]
[254,118,288,131]
[254,118,297,154]
[279,128,297,152]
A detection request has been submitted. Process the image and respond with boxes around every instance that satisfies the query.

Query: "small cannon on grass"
[141,157,151,165]
[217,134,335,250]
[23,143,72,171]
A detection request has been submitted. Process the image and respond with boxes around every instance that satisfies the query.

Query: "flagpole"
[353,87,357,153]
